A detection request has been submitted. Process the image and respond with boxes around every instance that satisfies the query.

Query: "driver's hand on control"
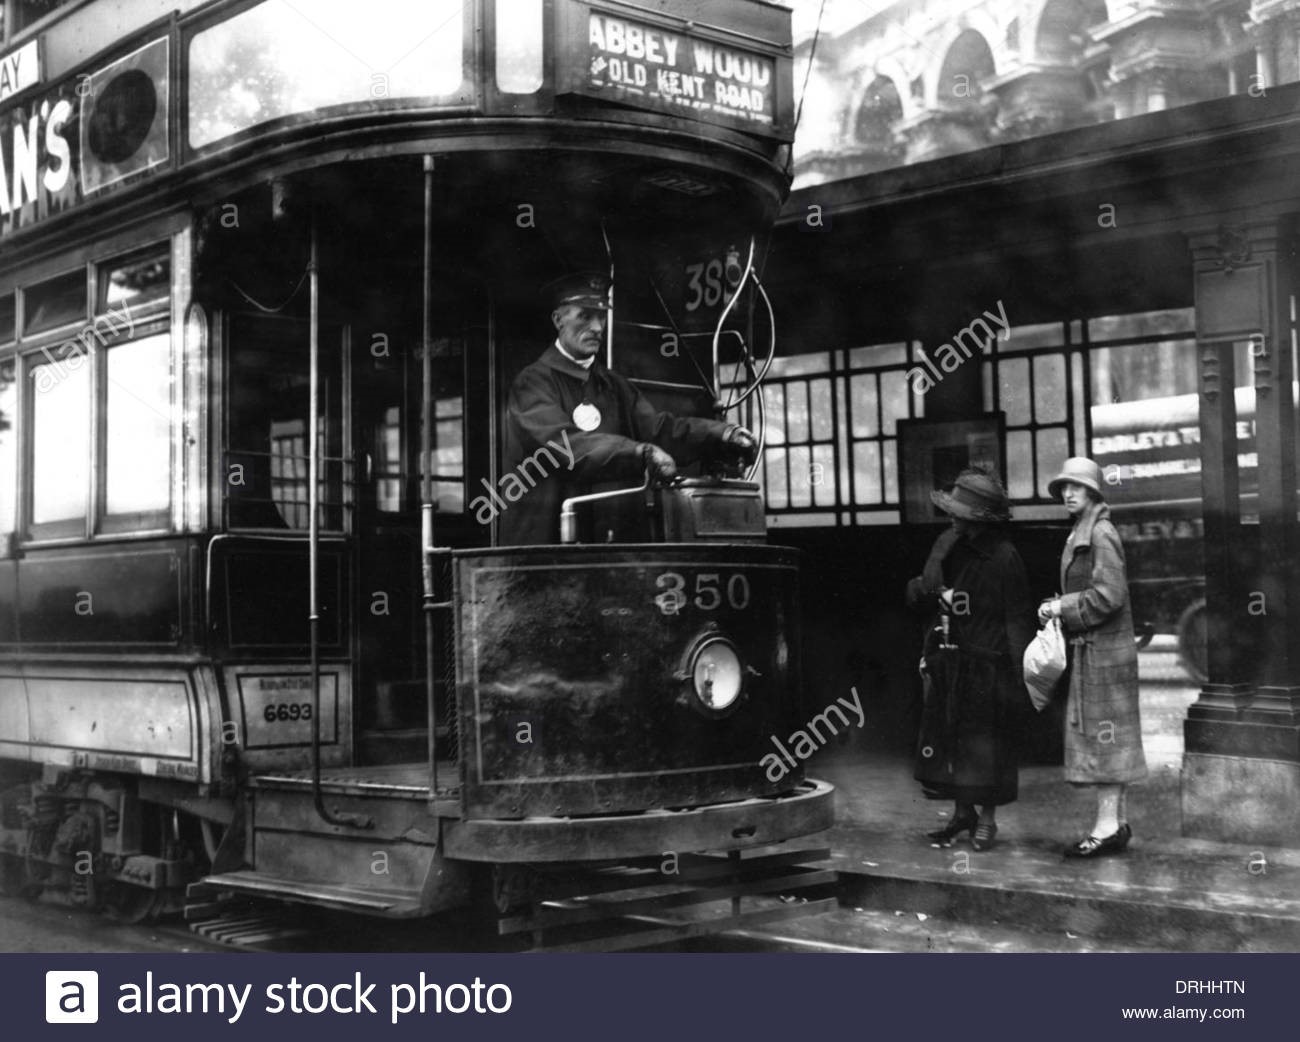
[641,443,678,485]
[722,424,759,466]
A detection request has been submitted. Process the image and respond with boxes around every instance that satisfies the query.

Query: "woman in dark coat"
[905,467,1035,852]
[1038,457,1147,858]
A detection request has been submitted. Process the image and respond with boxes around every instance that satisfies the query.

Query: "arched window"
[1035,0,1108,64]
[938,30,996,107]
[855,76,903,148]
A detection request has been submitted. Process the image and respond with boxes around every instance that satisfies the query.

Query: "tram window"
[496,0,545,93]
[104,334,171,521]
[23,270,87,334]
[433,394,465,513]
[0,294,13,342]
[0,359,15,551]
[30,354,90,529]
[10,1,75,36]
[99,248,170,312]
[227,319,345,531]
[188,0,465,150]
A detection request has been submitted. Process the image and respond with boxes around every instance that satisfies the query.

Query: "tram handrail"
[560,473,654,544]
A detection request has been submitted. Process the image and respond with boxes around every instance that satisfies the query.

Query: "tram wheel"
[1176,598,1208,685]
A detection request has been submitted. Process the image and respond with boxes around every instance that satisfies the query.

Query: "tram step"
[497,847,837,952]
[189,872,425,918]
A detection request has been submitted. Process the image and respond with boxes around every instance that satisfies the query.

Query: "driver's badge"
[572,402,602,431]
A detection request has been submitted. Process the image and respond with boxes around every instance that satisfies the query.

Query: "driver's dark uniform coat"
[500,345,726,545]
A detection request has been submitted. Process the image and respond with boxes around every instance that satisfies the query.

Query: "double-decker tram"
[0,0,834,946]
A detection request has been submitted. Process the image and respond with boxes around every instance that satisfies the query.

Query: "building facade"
[766,0,1300,847]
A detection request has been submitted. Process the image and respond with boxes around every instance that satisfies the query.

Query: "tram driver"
[499,273,758,545]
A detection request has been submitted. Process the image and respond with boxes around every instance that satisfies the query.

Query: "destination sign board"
[0,40,40,104]
[565,6,788,137]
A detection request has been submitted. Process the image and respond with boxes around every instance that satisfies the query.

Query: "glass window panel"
[812,444,836,507]
[848,343,907,367]
[1091,340,1197,405]
[785,381,810,443]
[810,378,833,440]
[24,269,86,333]
[1006,321,1064,350]
[982,360,993,411]
[883,438,899,502]
[434,481,464,514]
[763,384,786,445]
[1088,308,1196,343]
[881,371,909,434]
[14,1,75,32]
[1006,430,1033,500]
[788,446,812,507]
[227,316,343,530]
[189,0,465,149]
[853,441,882,505]
[100,247,170,311]
[497,0,545,93]
[31,357,90,525]
[1033,353,1067,422]
[0,359,15,544]
[999,357,1031,425]
[1036,428,1069,498]
[1072,352,1087,452]
[106,335,172,517]
[0,294,14,342]
[849,374,878,438]
[764,447,789,509]
[768,353,830,378]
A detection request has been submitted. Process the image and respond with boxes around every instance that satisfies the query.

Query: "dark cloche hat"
[546,272,611,311]
[930,467,1012,523]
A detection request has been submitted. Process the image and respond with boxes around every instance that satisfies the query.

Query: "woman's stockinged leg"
[1092,784,1121,839]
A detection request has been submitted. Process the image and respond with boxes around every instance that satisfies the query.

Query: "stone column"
[1182,221,1300,846]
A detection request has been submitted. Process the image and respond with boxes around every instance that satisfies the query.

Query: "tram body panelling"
[0,0,833,924]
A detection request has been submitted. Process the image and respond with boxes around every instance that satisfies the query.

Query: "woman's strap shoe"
[971,822,998,851]
[1064,825,1131,859]
[927,810,977,845]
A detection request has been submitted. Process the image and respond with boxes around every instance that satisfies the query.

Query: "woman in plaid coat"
[1039,458,1147,858]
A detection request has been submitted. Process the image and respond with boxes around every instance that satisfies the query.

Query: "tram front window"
[226,316,346,531]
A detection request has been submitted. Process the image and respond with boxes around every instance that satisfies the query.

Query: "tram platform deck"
[250,761,462,816]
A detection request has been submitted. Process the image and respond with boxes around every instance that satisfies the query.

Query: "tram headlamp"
[687,636,743,713]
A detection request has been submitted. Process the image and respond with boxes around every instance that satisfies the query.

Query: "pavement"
[786,640,1300,952]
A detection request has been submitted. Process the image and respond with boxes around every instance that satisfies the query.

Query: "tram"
[0,0,833,943]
